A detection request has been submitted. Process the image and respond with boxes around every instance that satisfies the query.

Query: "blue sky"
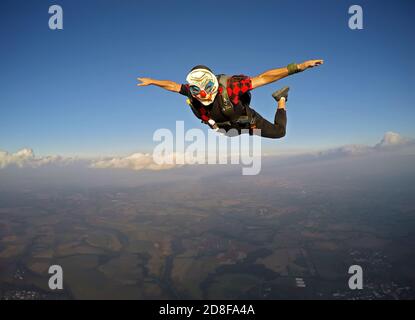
[1,0,414,157]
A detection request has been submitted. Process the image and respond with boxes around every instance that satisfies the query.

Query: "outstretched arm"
[251,59,324,89]
[137,77,181,93]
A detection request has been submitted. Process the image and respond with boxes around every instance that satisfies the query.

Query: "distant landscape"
[1,149,414,299]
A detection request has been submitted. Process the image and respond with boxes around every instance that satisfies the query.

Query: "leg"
[251,108,287,139]
[249,87,289,139]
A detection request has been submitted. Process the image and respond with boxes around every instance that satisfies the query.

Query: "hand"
[299,59,324,71]
[137,77,154,87]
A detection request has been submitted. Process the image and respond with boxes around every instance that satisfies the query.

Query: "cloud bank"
[1,132,413,171]
[314,132,414,159]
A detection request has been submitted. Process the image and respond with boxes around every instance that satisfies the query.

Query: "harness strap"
[217,75,234,118]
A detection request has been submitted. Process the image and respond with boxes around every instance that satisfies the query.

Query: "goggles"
[189,80,215,96]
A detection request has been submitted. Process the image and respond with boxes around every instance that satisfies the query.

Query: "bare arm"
[137,77,181,93]
[251,59,324,89]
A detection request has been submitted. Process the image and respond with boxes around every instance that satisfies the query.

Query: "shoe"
[272,86,290,102]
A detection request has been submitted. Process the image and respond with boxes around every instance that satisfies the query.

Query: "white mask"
[186,68,219,106]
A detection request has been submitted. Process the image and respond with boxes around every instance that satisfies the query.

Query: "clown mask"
[186,68,219,106]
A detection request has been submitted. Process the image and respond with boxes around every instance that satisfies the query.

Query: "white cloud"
[0,148,73,169]
[0,148,36,168]
[375,131,410,148]
[90,152,179,171]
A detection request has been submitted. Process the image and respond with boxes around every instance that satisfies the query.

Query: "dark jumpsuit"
[179,75,286,139]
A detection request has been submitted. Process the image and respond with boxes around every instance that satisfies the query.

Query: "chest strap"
[217,75,234,118]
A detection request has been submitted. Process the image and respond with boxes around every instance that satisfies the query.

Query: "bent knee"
[268,129,286,139]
